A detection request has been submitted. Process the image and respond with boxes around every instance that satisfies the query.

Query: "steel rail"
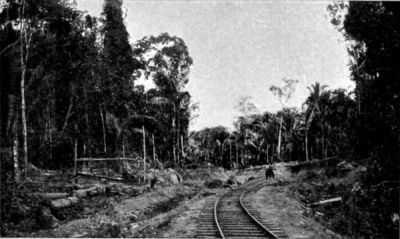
[213,194,225,238]
[239,183,281,239]
[199,179,287,238]
[213,179,271,238]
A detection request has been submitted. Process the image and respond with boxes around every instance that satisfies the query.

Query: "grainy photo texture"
[1,0,399,238]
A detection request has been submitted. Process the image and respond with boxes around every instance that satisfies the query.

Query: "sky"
[76,0,353,131]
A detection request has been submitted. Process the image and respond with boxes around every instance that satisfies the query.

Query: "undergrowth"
[291,166,399,239]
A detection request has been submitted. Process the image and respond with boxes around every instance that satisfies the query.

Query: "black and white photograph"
[1,0,399,238]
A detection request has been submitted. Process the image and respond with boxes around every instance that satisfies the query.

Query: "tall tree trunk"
[181,134,184,160]
[73,125,78,181]
[84,87,91,157]
[266,144,270,164]
[152,134,156,166]
[236,143,238,169]
[177,134,180,166]
[311,146,313,160]
[277,116,283,161]
[99,105,107,153]
[244,129,248,165]
[19,0,33,179]
[176,107,181,166]
[20,19,27,180]
[122,136,126,157]
[46,103,52,167]
[305,130,309,161]
[142,125,146,183]
[172,118,176,165]
[321,134,325,159]
[240,149,243,167]
[20,55,28,179]
[49,87,55,166]
[229,143,232,169]
[13,124,20,182]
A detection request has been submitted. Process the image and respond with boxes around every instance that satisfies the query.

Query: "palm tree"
[105,103,164,182]
[150,89,190,166]
[253,119,272,164]
[304,82,329,159]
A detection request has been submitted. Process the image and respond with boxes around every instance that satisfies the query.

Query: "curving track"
[197,179,288,238]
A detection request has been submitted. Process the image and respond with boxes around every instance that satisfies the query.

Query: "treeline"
[189,84,355,168]
[0,0,193,180]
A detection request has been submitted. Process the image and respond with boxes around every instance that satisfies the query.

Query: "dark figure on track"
[265,164,275,179]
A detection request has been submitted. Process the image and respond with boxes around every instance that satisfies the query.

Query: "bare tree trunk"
[321,135,325,159]
[20,59,28,179]
[13,127,20,182]
[152,134,156,166]
[277,116,283,161]
[84,87,91,157]
[122,137,126,157]
[99,105,107,153]
[229,143,232,169]
[236,143,238,169]
[240,149,243,167]
[176,112,180,166]
[266,144,270,164]
[177,133,180,166]
[325,144,329,159]
[305,130,309,161]
[20,13,28,179]
[73,126,78,181]
[142,125,146,183]
[181,134,184,163]
[49,88,55,166]
[173,145,176,166]
[172,118,176,165]
[244,129,248,165]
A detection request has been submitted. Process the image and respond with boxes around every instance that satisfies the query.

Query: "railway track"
[197,179,288,238]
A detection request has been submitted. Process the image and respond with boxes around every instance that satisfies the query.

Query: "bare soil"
[3,165,354,238]
[250,181,347,239]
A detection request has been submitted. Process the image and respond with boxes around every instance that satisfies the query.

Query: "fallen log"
[309,197,342,207]
[30,192,69,200]
[51,196,79,208]
[73,184,113,198]
[74,187,97,198]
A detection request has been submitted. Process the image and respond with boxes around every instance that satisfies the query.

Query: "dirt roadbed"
[5,166,348,238]
[249,180,347,239]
